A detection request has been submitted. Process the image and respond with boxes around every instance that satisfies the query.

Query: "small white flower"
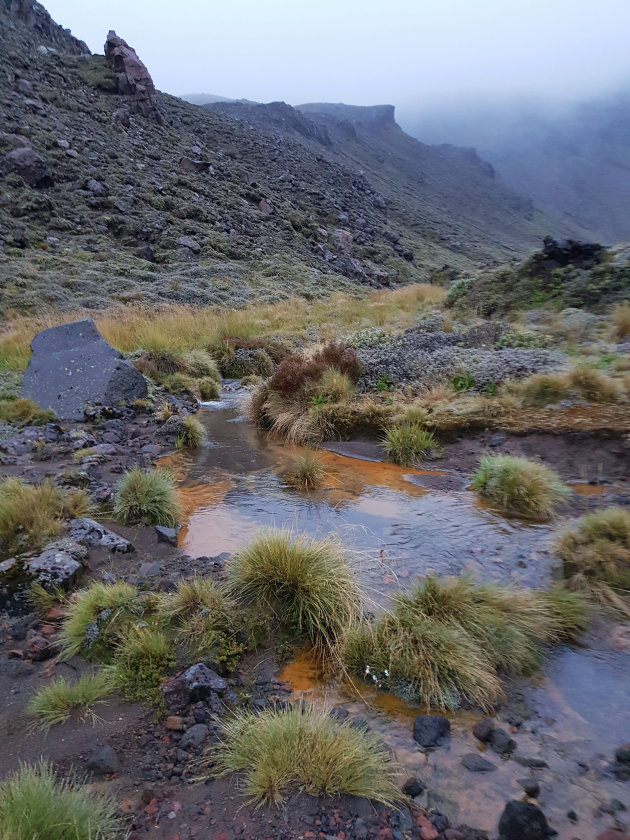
[364,665,371,675]
[384,669,389,677]
[372,674,377,681]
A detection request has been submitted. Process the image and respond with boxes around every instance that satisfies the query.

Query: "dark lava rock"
[22,319,147,420]
[25,630,56,661]
[86,745,120,775]
[498,800,550,840]
[104,30,162,123]
[179,723,209,750]
[25,539,87,589]
[402,777,426,798]
[472,718,495,743]
[3,145,51,187]
[413,714,451,748]
[461,753,496,773]
[155,525,178,546]
[68,518,134,553]
[489,728,516,756]
[162,663,227,713]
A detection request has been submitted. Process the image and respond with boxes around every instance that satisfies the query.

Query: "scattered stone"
[86,745,120,775]
[472,718,494,743]
[155,525,178,546]
[402,777,426,798]
[165,715,186,731]
[179,723,209,749]
[519,778,541,797]
[162,663,227,714]
[413,714,451,749]
[616,744,630,764]
[498,801,550,840]
[68,518,134,553]
[489,727,516,756]
[25,630,55,661]
[3,145,51,187]
[175,235,201,254]
[22,319,147,420]
[461,753,496,772]
[138,561,160,577]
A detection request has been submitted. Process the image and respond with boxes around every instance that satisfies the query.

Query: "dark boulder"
[498,800,550,840]
[3,145,51,187]
[162,663,228,714]
[461,753,496,773]
[22,319,147,420]
[86,745,120,775]
[489,727,516,756]
[472,718,495,743]
[413,714,451,748]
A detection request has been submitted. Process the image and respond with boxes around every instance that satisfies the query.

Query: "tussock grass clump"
[62,488,95,519]
[0,761,121,840]
[315,368,355,402]
[472,454,569,520]
[180,349,220,381]
[26,672,111,731]
[198,376,220,400]
[114,467,181,526]
[513,373,570,407]
[175,415,206,449]
[207,703,404,807]
[382,422,437,466]
[556,507,630,611]
[342,576,586,709]
[565,364,620,402]
[0,477,64,553]
[226,529,362,651]
[58,581,144,660]
[0,397,55,426]
[287,451,325,491]
[611,301,630,341]
[103,624,175,702]
[161,577,245,668]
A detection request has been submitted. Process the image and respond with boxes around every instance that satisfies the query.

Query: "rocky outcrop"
[22,318,147,420]
[5,0,89,54]
[104,30,162,124]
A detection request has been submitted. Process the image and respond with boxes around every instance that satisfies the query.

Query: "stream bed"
[164,391,630,838]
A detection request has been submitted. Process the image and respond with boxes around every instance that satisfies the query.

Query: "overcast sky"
[44,0,630,109]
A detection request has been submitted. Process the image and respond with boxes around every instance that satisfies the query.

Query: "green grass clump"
[162,372,196,394]
[114,468,181,526]
[62,488,95,519]
[226,529,362,652]
[565,364,619,402]
[58,581,145,660]
[0,397,55,425]
[104,625,175,702]
[287,451,325,491]
[472,454,569,520]
[26,672,111,731]
[556,507,630,612]
[0,477,64,553]
[315,368,355,402]
[180,349,221,381]
[0,761,121,840]
[161,577,245,668]
[198,376,221,400]
[175,415,206,449]
[514,373,570,407]
[342,576,586,710]
[206,703,404,806]
[611,301,630,341]
[382,422,437,466]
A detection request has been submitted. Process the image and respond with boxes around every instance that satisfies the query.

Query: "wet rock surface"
[413,715,451,749]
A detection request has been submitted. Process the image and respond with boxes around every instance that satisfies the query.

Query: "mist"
[43,0,630,109]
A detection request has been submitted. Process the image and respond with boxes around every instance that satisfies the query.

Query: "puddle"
[162,404,555,589]
[163,401,630,838]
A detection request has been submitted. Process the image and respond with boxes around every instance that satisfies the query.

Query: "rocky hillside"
[1,0,571,317]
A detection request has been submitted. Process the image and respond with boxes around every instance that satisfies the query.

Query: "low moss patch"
[0,397,55,425]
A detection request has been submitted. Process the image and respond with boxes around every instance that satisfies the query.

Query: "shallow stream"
[165,390,630,838]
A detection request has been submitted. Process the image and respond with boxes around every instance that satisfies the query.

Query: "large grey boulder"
[22,319,147,420]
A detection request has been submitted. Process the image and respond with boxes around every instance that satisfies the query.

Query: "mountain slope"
[400,89,630,244]
[0,0,576,318]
